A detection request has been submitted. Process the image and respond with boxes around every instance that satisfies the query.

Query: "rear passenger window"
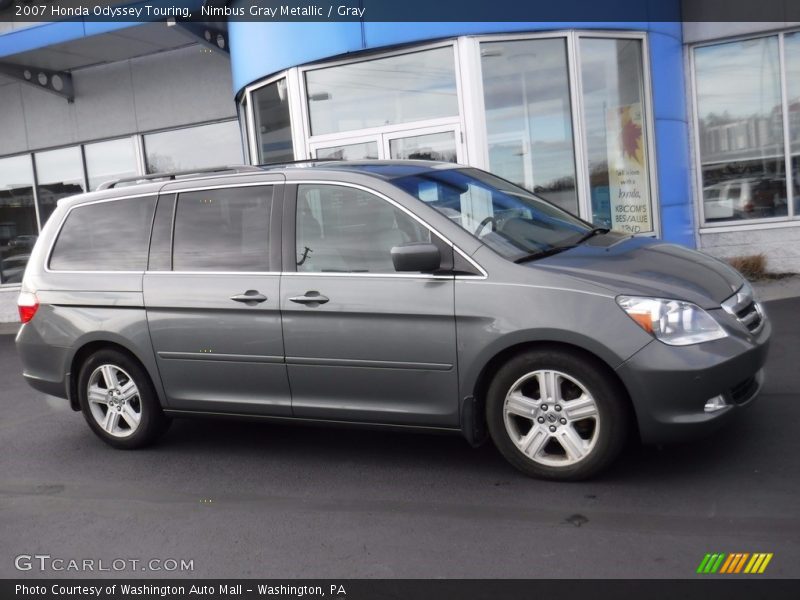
[172,186,271,272]
[296,184,431,273]
[50,196,156,271]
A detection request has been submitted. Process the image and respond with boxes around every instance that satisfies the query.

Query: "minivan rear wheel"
[77,349,169,449]
[486,348,628,481]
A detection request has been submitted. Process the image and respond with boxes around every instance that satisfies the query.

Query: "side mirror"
[391,242,441,273]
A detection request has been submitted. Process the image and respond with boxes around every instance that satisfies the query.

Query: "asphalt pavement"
[1,298,799,579]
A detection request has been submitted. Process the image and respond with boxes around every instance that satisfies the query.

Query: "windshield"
[391,167,592,261]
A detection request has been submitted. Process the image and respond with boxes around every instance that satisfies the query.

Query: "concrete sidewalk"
[752,275,800,302]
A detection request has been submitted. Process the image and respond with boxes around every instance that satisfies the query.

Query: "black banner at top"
[0,0,799,23]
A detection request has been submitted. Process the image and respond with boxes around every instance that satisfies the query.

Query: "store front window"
[316,141,379,160]
[305,47,459,136]
[0,155,37,285]
[144,121,242,173]
[481,38,579,215]
[85,138,138,191]
[785,32,800,215]
[695,36,788,224]
[251,78,294,164]
[34,147,86,226]
[580,38,653,233]
[243,33,657,234]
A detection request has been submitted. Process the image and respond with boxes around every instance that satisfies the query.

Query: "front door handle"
[230,290,268,305]
[289,291,329,306]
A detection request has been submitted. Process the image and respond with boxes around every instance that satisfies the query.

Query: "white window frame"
[240,30,660,236]
[691,28,800,233]
[298,40,467,161]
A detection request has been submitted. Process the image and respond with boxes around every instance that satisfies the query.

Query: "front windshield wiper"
[574,227,610,245]
[512,228,610,264]
[513,245,575,263]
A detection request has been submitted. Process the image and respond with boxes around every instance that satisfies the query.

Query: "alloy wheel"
[86,364,142,438]
[502,369,600,467]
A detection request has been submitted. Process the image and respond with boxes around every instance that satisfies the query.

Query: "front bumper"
[616,314,771,444]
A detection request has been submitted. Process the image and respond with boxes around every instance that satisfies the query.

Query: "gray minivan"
[16,162,770,480]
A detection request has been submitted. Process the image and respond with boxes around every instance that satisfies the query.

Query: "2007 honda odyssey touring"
[16,161,770,480]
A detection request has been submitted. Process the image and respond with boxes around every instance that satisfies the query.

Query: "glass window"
[481,38,579,215]
[388,131,458,162]
[695,36,787,223]
[84,138,138,191]
[0,155,38,285]
[296,184,430,273]
[144,121,243,174]
[34,147,86,226]
[49,197,156,271]
[392,167,590,262]
[252,78,294,164]
[305,47,459,136]
[173,186,272,272]
[580,38,654,233]
[316,141,379,160]
[785,32,800,216]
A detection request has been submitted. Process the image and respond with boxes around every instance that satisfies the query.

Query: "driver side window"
[296,184,431,273]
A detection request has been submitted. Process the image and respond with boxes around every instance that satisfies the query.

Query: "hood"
[528,233,744,309]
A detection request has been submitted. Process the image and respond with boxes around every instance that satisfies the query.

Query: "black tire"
[486,347,629,481]
[77,348,170,449]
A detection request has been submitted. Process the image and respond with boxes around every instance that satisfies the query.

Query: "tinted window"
[50,197,156,271]
[173,186,271,272]
[296,184,430,273]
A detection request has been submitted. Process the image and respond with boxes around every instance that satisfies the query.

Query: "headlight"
[616,296,727,346]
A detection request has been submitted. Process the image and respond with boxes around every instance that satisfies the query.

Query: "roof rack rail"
[97,165,262,190]
[257,158,341,167]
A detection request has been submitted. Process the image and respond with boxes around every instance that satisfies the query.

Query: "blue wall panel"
[230,20,668,94]
[653,119,695,245]
[648,32,686,123]
[229,21,363,96]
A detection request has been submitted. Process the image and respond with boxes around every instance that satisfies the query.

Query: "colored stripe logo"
[696,553,773,574]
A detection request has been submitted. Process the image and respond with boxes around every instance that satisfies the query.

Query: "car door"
[143,176,291,415]
[280,181,459,427]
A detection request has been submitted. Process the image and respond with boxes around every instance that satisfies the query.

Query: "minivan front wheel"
[486,349,628,481]
[77,349,169,449]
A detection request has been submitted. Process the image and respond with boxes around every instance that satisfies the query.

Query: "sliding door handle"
[289,291,329,305]
[230,290,267,305]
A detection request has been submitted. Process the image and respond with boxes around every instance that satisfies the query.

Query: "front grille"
[729,375,758,404]
[722,284,764,333]
[735,300,763,332]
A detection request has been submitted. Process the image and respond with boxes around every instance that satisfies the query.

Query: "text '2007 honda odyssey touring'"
[16,161,770,480]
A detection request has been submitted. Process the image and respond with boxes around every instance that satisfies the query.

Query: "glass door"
[312,138,380,160]
[384,125,463,163]
[310,125,464,163]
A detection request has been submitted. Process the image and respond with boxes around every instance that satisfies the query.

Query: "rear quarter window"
[49,196,156,271]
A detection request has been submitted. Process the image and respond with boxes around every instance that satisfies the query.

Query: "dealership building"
[1,1,800,321]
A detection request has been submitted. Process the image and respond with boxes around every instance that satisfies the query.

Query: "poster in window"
[606,103,652,233]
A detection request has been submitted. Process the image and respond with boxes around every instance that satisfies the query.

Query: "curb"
[752,276,800,303]
[0,323,19,335]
